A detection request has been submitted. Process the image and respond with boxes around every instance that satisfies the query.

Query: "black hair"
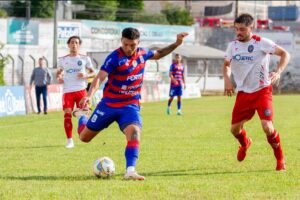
[67,36,82,44]
[122,27,140,40]
[234,13,254,26]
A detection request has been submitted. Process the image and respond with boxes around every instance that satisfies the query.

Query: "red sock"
[267,130,284,161]
[235,129,248,147]
[64,113,73,139]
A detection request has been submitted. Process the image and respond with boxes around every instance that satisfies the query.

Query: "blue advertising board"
[0,86,26,117]
[7,19,39,45]
[82,20,195,42]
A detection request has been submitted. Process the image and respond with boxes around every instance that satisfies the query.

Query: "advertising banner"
[25,84,63,113]
[0,86,26,117]
[7,19,39,45]
[82,20,195,42]
[57,21,81,45]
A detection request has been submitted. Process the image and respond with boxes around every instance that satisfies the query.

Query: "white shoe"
[124,171,145,181]
[72,108,91,118]
[65,138,74,149]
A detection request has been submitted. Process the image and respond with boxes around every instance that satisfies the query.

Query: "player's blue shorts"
[86,102,142,132]
[169,86,183,97]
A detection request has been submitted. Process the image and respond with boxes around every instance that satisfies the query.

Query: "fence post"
[18,55,24,85]
[7,55,15,86]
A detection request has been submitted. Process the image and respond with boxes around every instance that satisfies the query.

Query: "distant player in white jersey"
[223,13,290,170]
[56,36,95,148]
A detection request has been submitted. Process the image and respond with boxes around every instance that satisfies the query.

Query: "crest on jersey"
[264,109,271,117]
[248,45,254,53]
[132,60,137,68]
[77,60,82,66]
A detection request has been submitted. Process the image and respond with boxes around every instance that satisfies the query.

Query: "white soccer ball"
[93,157,115,178]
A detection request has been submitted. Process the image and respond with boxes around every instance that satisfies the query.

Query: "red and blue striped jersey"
[101,47,154,108]
[170,63,184,88]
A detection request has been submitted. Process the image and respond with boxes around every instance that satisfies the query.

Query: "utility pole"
[235,0,239,19]
[25,0,30,20]
[53,0,58,68]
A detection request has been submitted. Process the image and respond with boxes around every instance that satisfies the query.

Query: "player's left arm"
[270,46,291,85]
[150,32,189,60]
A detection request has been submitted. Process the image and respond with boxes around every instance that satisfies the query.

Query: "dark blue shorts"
[169,86,183,97]
[86,102,142,132]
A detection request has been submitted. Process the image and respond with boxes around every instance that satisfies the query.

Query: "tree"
[0,9,8,17]
[8,0,54,18]
[72,0,119,21]
[132,12,169,25]
[161,3,194,26]
[116,0,144,22]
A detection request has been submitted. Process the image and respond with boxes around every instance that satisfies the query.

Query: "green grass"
[0,95,299,199]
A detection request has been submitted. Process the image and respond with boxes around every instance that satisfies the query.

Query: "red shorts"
[232,85,273,124]
[62,89,87,110]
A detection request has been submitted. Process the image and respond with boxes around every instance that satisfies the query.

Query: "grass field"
[0,95,299,199]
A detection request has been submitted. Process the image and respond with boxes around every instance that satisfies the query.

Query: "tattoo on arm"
[156,43,178,59]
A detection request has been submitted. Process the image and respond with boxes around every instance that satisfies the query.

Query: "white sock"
[67,138,73,142]
[126,166,135,173]
[178,109,181,112]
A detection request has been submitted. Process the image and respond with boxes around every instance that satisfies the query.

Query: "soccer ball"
[93,157,115,178]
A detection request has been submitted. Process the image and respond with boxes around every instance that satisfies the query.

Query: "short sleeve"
[100,54,115,74]
[86,56,94,70]
[260,37,276,54]
[169,64,174,72]
[224,42,233,61]
[142,48,154,60]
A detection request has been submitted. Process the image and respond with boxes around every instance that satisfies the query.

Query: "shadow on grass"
[0,174,124,181]
[0,169,274,181]
[144,168,273,177]
[0,145,62,149]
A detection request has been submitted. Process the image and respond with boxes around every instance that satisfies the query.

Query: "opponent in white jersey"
[223,14,290,171]
[56,36,95,148]
[225,35,276,93]
[58,54,93,93]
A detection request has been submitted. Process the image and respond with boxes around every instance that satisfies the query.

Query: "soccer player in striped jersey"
[223,14,290,171]
[73,27,188,180]
[56,36,96,149]
[167,54,186,115]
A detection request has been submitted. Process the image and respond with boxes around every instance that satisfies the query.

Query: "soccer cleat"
[177,111,183,115]
[65,139,74,149]
[166,107,171,115]
[276,159,286,171]
[72,108,91,118]
[237,137,252,161]
[124,171,145,181]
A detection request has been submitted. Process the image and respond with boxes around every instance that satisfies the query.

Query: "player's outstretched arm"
[80,70,108,107]
[151,32,189,60]
[269,46,290,85]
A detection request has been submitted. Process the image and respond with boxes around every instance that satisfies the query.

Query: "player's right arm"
[223,60,234,96]
[223,42,234,96]
[80,70,108,107]
[56,68,64,84]
[169,64,178,85]
[56,58,64,83]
